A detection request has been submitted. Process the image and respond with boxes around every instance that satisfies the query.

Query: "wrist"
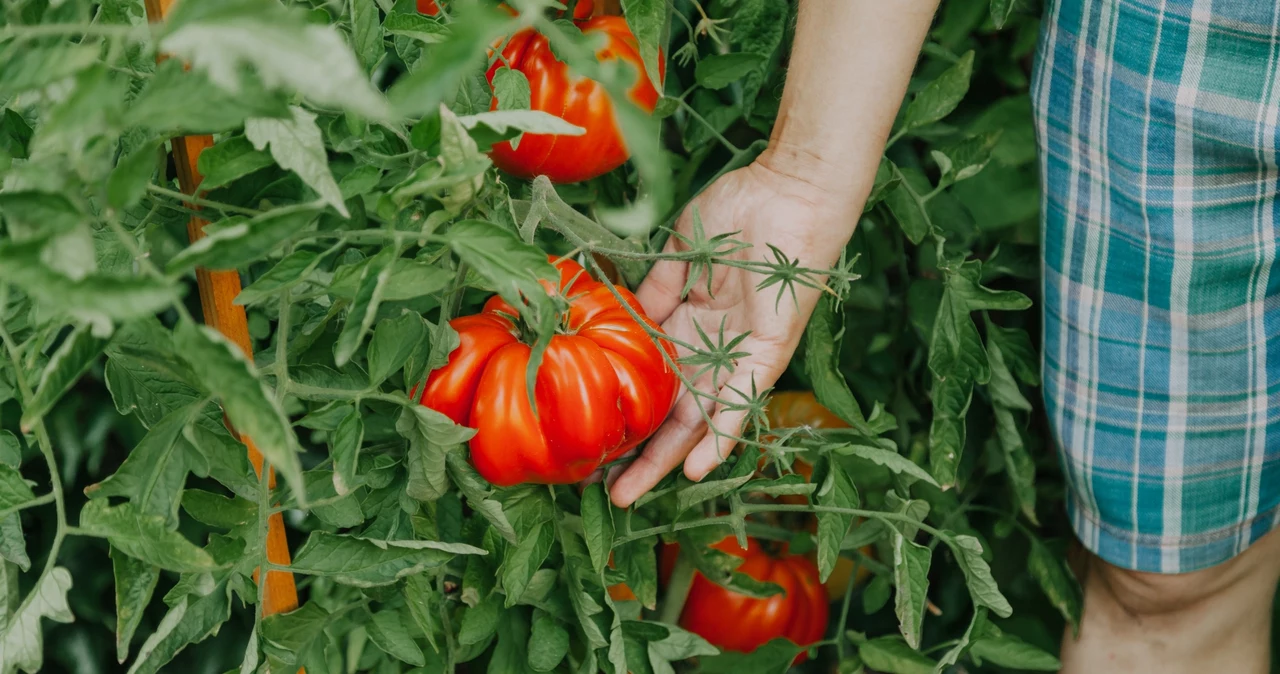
[755,139,877,214]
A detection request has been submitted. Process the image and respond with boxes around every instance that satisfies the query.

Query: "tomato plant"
[0,0,1081,673]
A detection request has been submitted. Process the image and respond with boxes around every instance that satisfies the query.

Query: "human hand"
[608,153,864,507]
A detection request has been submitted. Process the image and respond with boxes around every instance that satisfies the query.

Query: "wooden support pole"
[142,0,302,631]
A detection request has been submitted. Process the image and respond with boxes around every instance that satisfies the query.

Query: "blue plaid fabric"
[1035,0,1280,572]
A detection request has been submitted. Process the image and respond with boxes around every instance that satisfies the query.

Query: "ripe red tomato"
[418,256,679,485]
[417,0,439,15]
[662,537,828,664]
[486,16,662,183]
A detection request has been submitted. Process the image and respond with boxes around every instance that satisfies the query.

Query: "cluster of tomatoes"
[413,3,865,662]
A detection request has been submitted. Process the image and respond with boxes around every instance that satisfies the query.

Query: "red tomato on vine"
[418,256,679,486]
[486,14,662,183]
[662,537,828,663]
[660,537,829,665]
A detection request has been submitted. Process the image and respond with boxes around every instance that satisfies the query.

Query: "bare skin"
[606,0,1280,671]
[609,0,943,507]
[1061,531,1280,674]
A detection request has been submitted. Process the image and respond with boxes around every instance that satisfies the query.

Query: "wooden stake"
[142,0,302,629]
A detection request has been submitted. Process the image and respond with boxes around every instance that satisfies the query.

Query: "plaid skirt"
[1036,0,1280,572]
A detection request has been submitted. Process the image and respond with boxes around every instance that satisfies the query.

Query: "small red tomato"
[417,0,439,15]
[662,537,829,664]
[419,256,679,485]
[486,16,663,183]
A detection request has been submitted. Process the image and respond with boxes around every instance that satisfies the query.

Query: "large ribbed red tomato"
[485,15,662,183]
[662,537,829,663]
[418,256,679,485]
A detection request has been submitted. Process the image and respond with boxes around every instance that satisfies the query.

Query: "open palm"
[609,160,862,507]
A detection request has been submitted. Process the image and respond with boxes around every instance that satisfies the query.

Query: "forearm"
[760,0,942,208]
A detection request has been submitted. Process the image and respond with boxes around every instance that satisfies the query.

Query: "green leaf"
[529,612,570,672]
[933,130,1001,187]
[0,464,32,512]
[181,489,257,529]
[459,110,585,137]
[815,459,859,582]
[235,249,324,305]
[901,51,974,132]
[0,238,181,329]
[987,321,1039,385]
[196,136,275,191]
[804,295,869,431]
[368,312,427,387]
[970,634,1060,671]
[858,636,936,674]
[503,522,555,606]
[892,533,932,649]
[0,44,100,95]
[621,0,665,92]
[446,452,516,543]
[884,164,932,245]
[404,573,443,653]
[260,601,331,666]
[21,326,106,428]
[167,205,319,272]
[79,500,217,572]
[289,531,484,587]
[0,191,85,237]
[399,405,474,502]
[928,375,973,489]
[87,401,201,526]
[330,406,364,496]
[645,622,719,673]
[990,0,1016,29]
[351,0,384,72]
[617,535,658,609]
[329,257,454,302]
[491,607,537,674]
[950,534,1012,617]
[384,11,450,43]
[0,567,73,674]
[580,483,614,574]
[367,607,426,666]
[676,474,751,513]
[934,607,990,671]
[699,638,800,674]
[459,592,501,645]
[161,0,391,120]
[448,219,557,307]
[172,320,305,499]
[112,549,159,664]
[833,443,938,487]
[728,0,787,116]
[1028,539,1082,634]
[245,107,348,216]
[695,53,766,90]
[492,67,531,112]
[108,139,162,210]
[335,247,395,366]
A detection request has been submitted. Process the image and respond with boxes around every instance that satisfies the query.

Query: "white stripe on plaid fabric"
[1037,0,1280,573]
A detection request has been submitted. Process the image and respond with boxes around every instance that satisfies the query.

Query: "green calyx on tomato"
[418,255,679,486]
[661,536,829,664]
[486,11,662,183]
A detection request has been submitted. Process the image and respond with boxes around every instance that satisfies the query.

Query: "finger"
[609,388,713,507]
[683,359,786,481]
[635,214,692,324]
